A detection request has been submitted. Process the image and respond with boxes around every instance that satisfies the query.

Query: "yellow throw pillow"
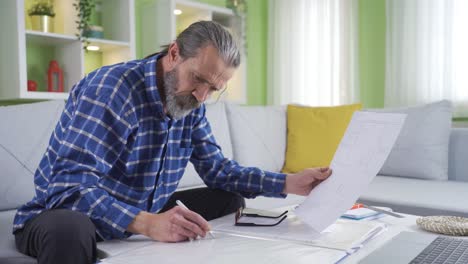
[282,103,362,173]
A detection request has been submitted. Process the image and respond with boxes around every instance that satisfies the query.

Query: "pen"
[362,204,405,218]
[351,203,404,218]
[176,200,216,239]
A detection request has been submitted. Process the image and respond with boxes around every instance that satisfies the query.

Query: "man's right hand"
[127,206,211,242]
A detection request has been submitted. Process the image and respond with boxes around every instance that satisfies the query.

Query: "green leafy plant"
[73,0,96,50]
[28,2,55,17]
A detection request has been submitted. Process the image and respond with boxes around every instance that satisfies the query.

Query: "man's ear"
[167,42,180,69]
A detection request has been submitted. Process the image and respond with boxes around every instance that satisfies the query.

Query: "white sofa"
[1,100,468,263]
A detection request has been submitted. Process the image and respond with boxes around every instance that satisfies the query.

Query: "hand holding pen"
[176,200,216,240]
[127,200,215,242]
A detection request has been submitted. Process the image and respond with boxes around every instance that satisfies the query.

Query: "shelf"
[21,91,68,100]
[88,38,131,52]
[0,0,135,100]
[25,31,132,51]
[26,30,76,45]
[175,0,234,16]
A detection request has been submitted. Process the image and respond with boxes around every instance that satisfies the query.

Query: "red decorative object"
[27,80,37,91]
[47,60,64,92]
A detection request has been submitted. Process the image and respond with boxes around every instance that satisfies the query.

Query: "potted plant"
[28,1,55,33]
[74,0,97,50]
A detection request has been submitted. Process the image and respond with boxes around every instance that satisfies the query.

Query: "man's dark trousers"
[14,188,245,264]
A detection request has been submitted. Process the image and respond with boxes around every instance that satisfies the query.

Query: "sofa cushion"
[0,149,36,212]
[178,102,233,189]
[359,175,468,217]
[225,104,287,172]
[0,210,36,263]
[448,128,468,182]
[367,100,452,180]
[0,100,65,210]
[283,104,362,173]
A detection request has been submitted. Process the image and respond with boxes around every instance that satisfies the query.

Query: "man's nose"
[192,86,210,102]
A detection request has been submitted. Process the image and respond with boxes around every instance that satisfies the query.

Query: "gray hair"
[162,21,241,68]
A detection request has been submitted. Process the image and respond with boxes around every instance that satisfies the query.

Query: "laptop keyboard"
[410,236,468,264]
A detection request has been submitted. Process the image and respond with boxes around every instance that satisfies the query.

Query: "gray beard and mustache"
[163,68,201,120]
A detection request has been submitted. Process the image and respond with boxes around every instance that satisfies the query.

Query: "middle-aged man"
[13,21,332,264]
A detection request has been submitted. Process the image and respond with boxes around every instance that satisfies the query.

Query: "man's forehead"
[188,46,234,82]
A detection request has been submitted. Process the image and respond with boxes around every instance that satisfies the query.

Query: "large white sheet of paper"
[99,232,347,264]
[211,214,386,251]
[295,111,406,232]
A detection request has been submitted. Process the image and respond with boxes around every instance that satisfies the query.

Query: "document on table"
[211,213,387,251]
[98,232,348,264]
[295,111,406,232]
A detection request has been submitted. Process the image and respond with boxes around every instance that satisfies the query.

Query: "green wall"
[244,0,268,105]
[196,0,225,7]
[358,0,386,108]
[84,51,103,74]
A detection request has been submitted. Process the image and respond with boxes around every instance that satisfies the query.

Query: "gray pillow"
[366,100,453,180]
[226,104,287,172]
[0,100,64,210]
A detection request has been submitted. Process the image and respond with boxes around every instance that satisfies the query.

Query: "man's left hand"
[283,167,332,196]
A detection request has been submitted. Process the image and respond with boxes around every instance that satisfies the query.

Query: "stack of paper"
[211,214,386,252]
[342,208,384,220]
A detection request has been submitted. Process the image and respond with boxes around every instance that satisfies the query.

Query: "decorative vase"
[30,15,54,33]
[47,60,64,93]
[84,25,104,39]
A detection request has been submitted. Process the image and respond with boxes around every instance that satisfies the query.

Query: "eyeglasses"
[189,71,229,102]
[234,207,288,227]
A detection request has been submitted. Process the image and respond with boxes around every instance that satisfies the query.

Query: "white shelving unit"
[0,0,135,100]
[139,0,247,104]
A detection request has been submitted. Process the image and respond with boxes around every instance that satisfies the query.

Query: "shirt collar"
[144,53,167,120]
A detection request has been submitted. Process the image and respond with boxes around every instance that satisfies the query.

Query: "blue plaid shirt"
[13,54,286,240]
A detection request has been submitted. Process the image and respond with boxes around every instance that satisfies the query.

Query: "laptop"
[359,231,468,264]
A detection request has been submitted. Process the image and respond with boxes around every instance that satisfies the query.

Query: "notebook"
[341,207,385,220]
